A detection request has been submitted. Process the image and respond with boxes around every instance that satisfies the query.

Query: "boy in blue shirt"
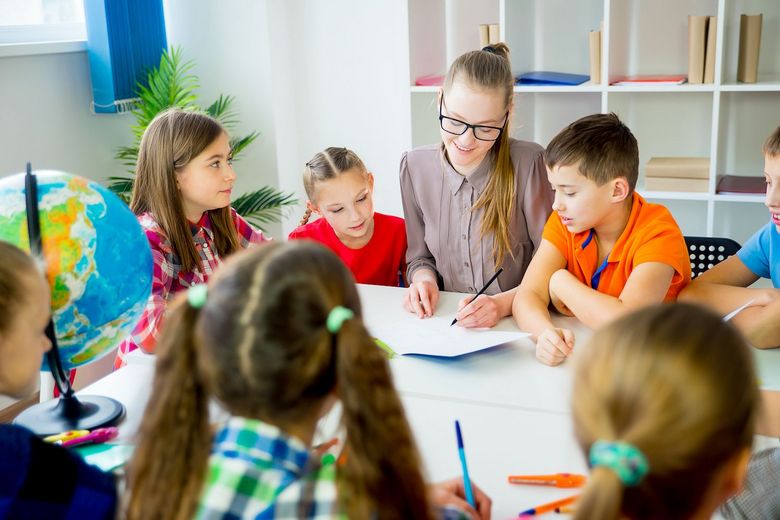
[680,126,780,348]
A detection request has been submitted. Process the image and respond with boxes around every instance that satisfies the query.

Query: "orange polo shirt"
[542,192,691,300]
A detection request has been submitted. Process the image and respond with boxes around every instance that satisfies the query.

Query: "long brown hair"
[299,146,368,225]
[130,108,240,272]
[572,303,759,520]
[125,242,435,520]
[443,42,515,268]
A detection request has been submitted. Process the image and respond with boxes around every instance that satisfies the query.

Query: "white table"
[84,284,780,518]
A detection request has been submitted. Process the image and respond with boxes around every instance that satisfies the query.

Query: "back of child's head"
[444,43,518,268]
[764,126,780,157]
[572,303,759,520]
[0,242,39,334]
[546,112,639,192]
[130,107,240,272]
[126,241,434,520]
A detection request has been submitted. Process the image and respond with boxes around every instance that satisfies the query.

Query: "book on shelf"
[737,14,762,83]
[644,177,709,192]
[488,23,499,45]
[589,29,601,84]
[704,16,717,84]
[516,71,589,86]
[479,24,489,48]
[717,175,766,195]
[645,157,710,179]
[610,75,687,86]
[415,74,444,87]
[688,15,708,84]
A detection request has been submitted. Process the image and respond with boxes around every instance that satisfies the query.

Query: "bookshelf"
[406,0,780,244]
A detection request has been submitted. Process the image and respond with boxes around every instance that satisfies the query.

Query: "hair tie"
[589,440,649,487]
[482,45,497,54]
[187,284,208,309]
[327,306,354,333]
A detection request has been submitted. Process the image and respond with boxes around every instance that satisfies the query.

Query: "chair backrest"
[684,236,742,278]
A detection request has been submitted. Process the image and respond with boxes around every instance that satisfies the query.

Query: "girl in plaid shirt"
[114,108,269,369]
[125,241,491,520]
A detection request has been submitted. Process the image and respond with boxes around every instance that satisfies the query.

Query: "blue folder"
[516,71,590,86]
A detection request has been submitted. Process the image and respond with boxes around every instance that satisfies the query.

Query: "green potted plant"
[108,47,296,231]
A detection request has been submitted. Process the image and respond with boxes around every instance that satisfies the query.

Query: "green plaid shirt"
[196,416,468,519]
[197,417,340,519]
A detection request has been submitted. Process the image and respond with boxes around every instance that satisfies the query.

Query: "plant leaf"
[231,187,298,230]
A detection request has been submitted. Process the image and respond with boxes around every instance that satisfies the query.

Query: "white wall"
[0,50,133,184]
[265,0,412,234]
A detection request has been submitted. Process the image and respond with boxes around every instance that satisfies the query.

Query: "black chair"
[684,236,741,279]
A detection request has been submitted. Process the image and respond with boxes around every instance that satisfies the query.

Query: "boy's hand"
[455,294,501,328]
[536,327,575,366]
[404,280,440,318]
[429,477,492,520]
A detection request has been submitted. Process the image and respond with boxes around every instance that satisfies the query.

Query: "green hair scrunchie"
[589,440,649,487]
[326,305,354,333]
[187,284,208,309]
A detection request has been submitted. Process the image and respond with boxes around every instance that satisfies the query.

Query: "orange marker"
[555,506,575,514]
[518,494,578,517]
[508,473,586,488]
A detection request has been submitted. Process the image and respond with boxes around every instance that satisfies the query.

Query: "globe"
[0,170,152,370]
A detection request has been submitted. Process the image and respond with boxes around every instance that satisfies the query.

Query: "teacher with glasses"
[400,44,552,328]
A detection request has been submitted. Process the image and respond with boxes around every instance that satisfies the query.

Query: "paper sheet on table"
[368,316,530,357]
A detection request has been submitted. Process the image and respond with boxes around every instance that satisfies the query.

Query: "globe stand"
[12,165,126,436]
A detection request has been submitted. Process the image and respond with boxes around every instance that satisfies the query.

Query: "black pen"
[451,267,504,326]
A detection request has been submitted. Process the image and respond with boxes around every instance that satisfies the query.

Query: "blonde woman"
[400,44,552,328]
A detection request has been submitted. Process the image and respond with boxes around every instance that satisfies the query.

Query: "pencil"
[518,494,578,516]
[455,420,476,508]
[451,267,504,325]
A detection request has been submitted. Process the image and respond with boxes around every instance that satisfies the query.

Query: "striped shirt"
[114,209,268,368]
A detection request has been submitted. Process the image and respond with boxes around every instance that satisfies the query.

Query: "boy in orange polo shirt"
[512,113,691,366]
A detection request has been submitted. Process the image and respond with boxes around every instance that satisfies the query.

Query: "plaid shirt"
[197,417,468,520]
[115,209,268,368]
[197,417,340,519]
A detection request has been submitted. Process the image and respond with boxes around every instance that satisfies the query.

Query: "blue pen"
[455,420,476,508]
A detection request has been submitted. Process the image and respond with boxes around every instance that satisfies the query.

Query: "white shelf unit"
[406,0,780,244]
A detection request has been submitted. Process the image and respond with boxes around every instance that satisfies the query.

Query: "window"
[0,0,85,44]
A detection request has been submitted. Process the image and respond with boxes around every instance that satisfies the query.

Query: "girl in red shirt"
[288,147,406,286]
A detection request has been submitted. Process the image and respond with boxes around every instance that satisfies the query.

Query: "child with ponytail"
[401,43,552,327]
[571,303,759,520]
[288,147,407,287]
[115,107,269,368]
[125,241,490,520]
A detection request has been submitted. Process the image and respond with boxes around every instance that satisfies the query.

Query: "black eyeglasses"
[438,97,508,142]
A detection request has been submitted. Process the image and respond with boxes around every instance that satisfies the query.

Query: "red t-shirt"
[288,212,407,287]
